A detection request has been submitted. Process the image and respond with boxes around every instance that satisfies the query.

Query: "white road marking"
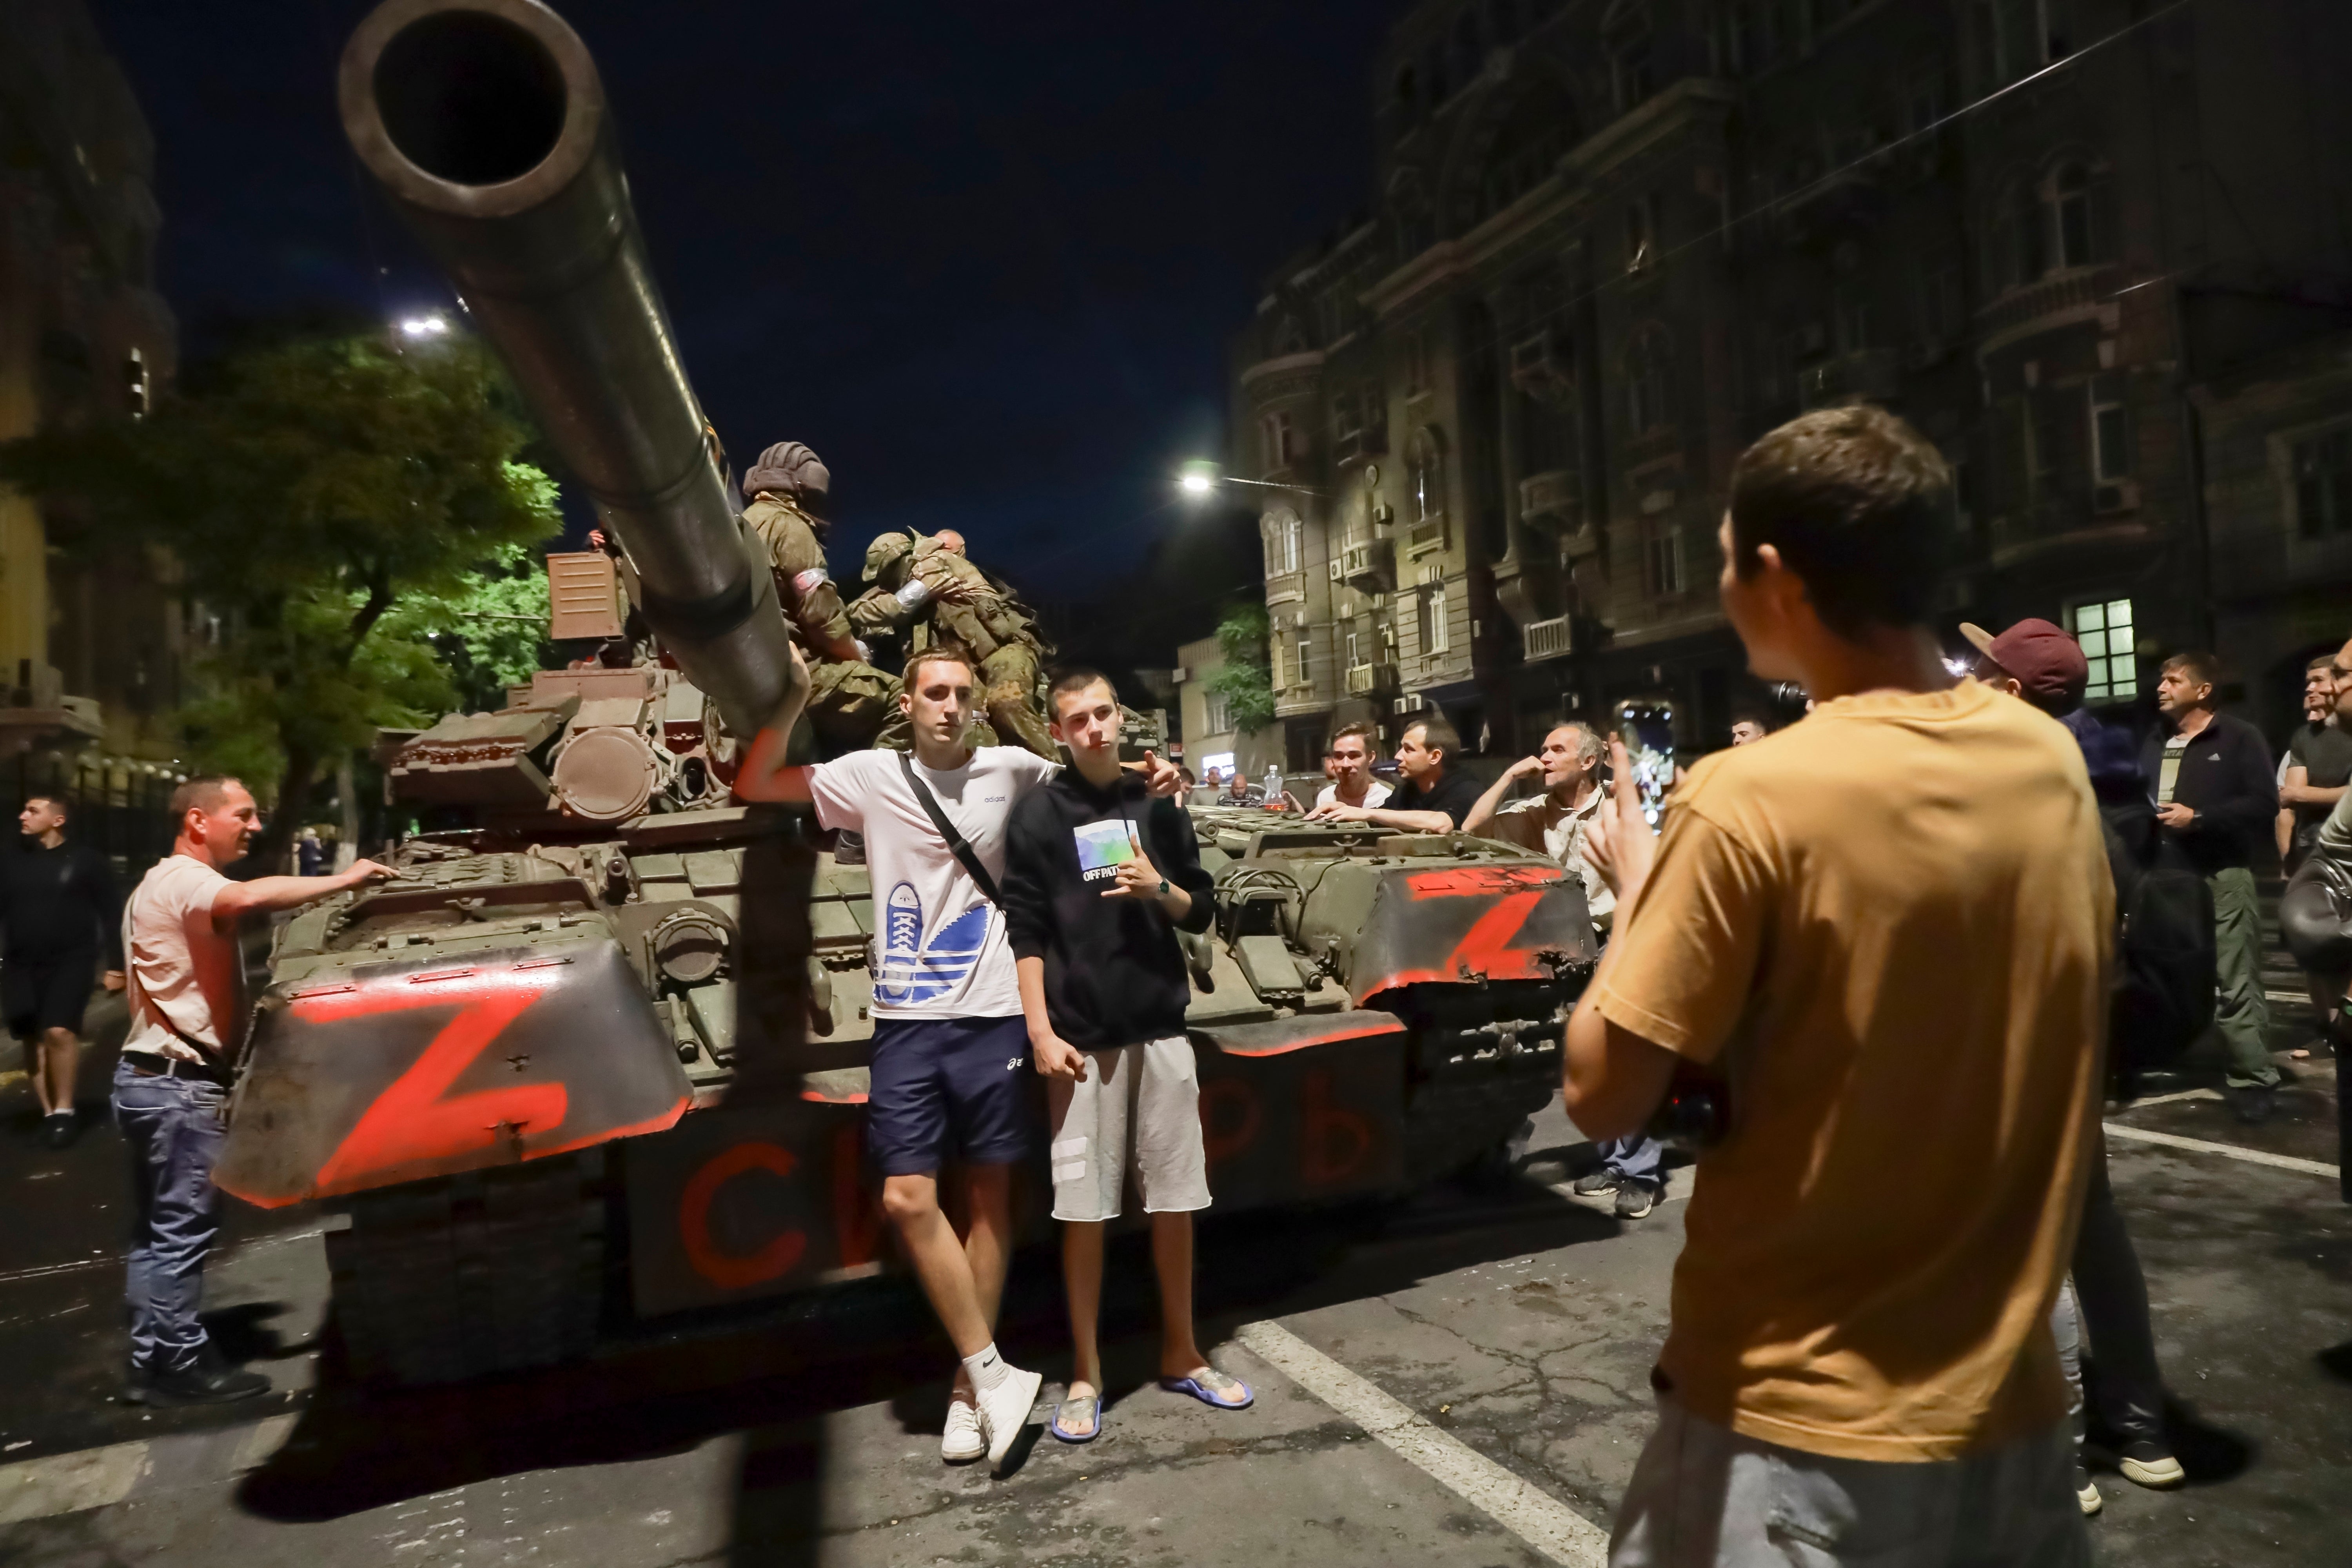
[2103,1122,2339,1178]
[0,1224,330,1288]
[0,1414,298,1525]
[2118,1088,2224,1108]
[1235,1318,1610,1568]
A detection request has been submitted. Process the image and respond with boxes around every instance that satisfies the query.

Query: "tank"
[211,0,1599,1388]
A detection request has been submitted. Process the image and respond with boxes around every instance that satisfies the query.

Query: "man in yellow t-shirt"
[1566,406,2107,1566]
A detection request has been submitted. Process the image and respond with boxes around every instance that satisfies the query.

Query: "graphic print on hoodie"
[874,885,992,1007]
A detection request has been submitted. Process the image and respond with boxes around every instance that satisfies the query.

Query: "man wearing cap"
[737,441,902,753]
[1963,618,2186,1503]
[851,531,1058,758]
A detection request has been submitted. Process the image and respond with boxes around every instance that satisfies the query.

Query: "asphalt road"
[1,987,2346,1566]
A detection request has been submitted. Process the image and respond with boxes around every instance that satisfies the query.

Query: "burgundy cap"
[1959,618,2089,703]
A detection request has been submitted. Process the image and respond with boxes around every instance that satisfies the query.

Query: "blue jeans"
[112,1058,228,1374]
[1599,1133,1662,1185]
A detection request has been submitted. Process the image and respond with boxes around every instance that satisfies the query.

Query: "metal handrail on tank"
[336,0,799,740]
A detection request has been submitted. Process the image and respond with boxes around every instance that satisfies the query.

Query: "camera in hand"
[1646,1062,1730,1151]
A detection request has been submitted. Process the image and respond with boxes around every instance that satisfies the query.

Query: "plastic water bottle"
[1263,764,1283,807]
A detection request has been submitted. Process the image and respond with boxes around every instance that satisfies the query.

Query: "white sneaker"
[940,1396,984,1464]
[975,1364,1043,1467]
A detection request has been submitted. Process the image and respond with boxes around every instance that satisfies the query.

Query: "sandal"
[1051,1390,1103,1444]
[1160,1366,1253,1410]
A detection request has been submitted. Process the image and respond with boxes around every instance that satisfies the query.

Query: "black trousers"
[2073,1127,2167,1443]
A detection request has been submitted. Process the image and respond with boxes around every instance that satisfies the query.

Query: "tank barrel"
[337,0,795,738]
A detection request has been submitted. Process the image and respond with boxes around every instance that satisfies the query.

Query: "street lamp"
[397,312,450,340]
[1174,459,1328,499]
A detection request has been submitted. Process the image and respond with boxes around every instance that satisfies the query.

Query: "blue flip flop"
[1160,1368,1254,1410]
[1050,1391,1103,1443]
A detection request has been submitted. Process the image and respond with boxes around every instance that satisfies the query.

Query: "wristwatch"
[1157,877,1170,896]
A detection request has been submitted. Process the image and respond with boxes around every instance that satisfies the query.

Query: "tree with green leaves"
[1204,601,1275,734]
[0,329,558,869]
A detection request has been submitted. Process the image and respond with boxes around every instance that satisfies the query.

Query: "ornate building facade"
[1226,0,2352,763]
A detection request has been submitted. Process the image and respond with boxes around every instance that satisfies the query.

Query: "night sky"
[91,2,1395,619]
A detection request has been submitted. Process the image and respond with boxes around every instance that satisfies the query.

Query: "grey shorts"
[1046,1036,1210,1223]
[1608,1396,2087,1567]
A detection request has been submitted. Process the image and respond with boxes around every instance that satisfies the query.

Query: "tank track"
[325,1149,606,1387]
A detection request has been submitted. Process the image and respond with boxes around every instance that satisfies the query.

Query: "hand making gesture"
[1583,733,1659,913]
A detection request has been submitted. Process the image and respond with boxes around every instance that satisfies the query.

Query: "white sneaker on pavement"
[941,1395,984,1464]
[976,1364,1044,1466]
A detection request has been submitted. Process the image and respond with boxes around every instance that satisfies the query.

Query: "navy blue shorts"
[865,1014,1035,1177]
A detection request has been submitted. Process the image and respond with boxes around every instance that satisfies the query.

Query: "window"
[1269,636,1286,691]
[1917,247,1965,341]
[1626,327,1671,434]
[1408,428,1446,524]
[1417,572,1451,655]
[1834,286,1874,353]
[2293,429,2352,539]
[1646,523,1685,597]
[2069,598,2137,702]
[1345,627,1363,667]
[1261,410,1297,472]
[2088,374,2129,483]
[1262,507,1303,575]
[1624,194,1657,274]
[1991,181,2045,291]
[1607,2,1655,113]
[1294,629,1314,689]
[2054,165,2090,267]
[1202,690,1232,735]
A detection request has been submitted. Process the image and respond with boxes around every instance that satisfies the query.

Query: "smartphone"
[1611,697,1679,828]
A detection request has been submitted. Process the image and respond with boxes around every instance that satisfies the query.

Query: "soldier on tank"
[850,529,1058,757]
[738,441,903,752]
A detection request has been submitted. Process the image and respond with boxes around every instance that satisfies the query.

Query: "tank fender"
[216,934,690,1207]
[1342,863,1598,1003]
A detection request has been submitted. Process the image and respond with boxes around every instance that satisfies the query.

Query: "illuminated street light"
[1174,459,1326,499]
[397,313,450,339]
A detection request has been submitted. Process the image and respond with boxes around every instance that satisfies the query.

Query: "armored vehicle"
[211,0,1599,1387]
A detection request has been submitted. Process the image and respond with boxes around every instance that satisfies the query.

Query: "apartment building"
[1225,0,2352,762]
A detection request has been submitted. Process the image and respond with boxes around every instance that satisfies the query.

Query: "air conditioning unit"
[1391,692,1426,715]
[1344,662,1397,695]
[2092,480,2140,515]
[1522,615,1574,662]
[1328,559,1345,582]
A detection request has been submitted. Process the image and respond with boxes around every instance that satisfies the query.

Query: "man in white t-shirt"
[1312,722,1392,812]
[116,776,391,1406]
[741,644,1182,1469]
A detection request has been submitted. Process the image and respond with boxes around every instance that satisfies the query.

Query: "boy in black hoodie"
[1003,669,1251,1445]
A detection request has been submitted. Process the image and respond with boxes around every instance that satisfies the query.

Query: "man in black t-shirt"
[1305,715,1481,832]
[2282,652,2352,871]
[2,796,125,1146]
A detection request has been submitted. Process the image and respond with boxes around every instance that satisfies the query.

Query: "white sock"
[962,1342,1012,1394]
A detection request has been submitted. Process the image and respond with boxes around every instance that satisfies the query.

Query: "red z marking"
[1450,890,1546,974]
[306,971,569,1192]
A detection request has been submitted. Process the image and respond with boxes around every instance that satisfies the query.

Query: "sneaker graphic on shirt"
[874,883,990,1006]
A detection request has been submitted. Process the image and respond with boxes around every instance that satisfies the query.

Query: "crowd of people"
[7,399,2350,1563]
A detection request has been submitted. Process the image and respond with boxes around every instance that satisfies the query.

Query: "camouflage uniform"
[741,489,902,751]
[850,532,1056,757]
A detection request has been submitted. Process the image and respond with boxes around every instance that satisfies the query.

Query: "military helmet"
[741,441,831,506]
[863,530,915,584]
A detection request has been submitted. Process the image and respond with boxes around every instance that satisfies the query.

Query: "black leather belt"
[122,1052,232,1086]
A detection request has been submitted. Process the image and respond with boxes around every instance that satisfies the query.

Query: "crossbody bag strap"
[898,750,1003,906]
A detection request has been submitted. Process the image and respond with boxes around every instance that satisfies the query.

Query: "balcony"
[1519,470,1579,528]
[1343,662,1398,697]
[1403,515,1447,555]
[1798,347,1900,410]
[0,663,104,762]
[1330,421,1387,466]
[1521,615,1575,662]
[1976,265,2124,352]
[1335,537,1393,591]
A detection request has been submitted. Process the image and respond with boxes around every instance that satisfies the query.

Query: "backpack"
[2105,803,2216,1070]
